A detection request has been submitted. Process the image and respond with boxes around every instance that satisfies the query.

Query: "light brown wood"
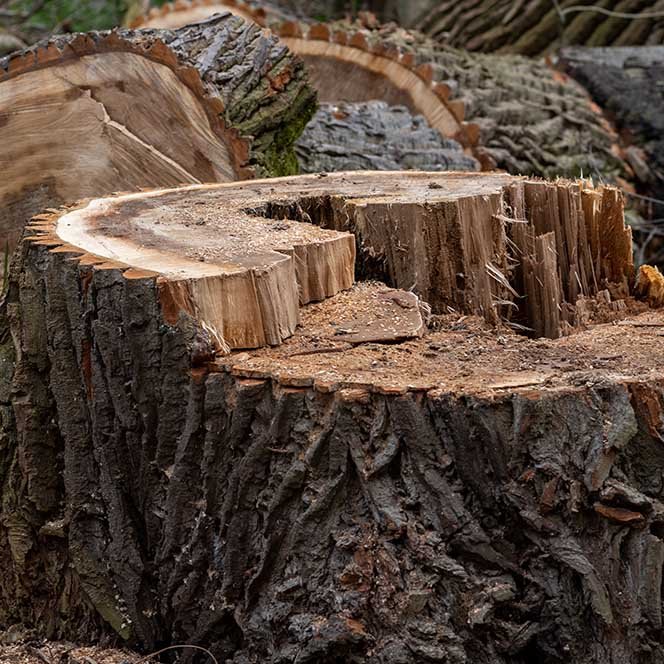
[35,187,355,351]
[1,51,240,252]
[25,171,640,350]
[0,18,316,255]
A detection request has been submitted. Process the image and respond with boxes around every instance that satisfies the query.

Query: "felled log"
[2,171,662,664]
[0,14,316,253]
[397,0,664,56]
[134,7,479,151]
[559,47,664,196]
[136,7,630,184]
[296,101,479,173]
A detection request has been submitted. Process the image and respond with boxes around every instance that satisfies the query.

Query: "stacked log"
[276,19,629,180]
[0,14,316,253]
[135,6,628,185]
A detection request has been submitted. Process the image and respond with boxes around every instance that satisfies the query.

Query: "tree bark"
[135,7,479,154]
[559,46,664,198]
[0,13,316,253]
[388,0,664,56]
[296,101,478,173]
[2,171,661,663]
[134,7,631,187]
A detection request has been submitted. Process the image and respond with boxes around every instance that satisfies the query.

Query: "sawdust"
[214,284,664,397]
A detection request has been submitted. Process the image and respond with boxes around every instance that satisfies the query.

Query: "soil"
[0,643,139,664]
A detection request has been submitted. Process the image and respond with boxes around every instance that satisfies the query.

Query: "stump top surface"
[55,171,513,278]
[57,187,352,279]
[218,286,661,397]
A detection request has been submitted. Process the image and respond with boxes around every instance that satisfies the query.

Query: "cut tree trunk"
[296,101,479,173]
[387,0,664,56]
[136,7,630,185]
[326,20,631,181]
[134,7,636,187]
[134,7,479,152]
[2,171,663,664]
[0,14,316,253]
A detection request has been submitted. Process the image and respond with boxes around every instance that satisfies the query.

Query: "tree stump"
[0,14,316,253]
[2,171,664,663]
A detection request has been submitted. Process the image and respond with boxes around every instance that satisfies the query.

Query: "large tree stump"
[2,171,664,663]
[0,14,316,253]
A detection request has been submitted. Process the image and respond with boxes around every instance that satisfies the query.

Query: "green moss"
[253,91,318,178]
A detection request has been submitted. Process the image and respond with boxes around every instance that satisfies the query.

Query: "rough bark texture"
[138,2,664,57]
[134,9,628,183]
[0,13,316,252]
[136,9,478,151]
[336,21,629,181]
[1,172,661,664]
[296,101,478,173]
[375,0,664,56]
[559,46,664,200]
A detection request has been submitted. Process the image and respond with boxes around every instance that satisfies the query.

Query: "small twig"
[133,644,219,664]
[560,4,664,18]
[26,646,53,664]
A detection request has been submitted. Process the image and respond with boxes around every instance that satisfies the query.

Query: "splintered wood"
[28,172,637,351]
[507,181,633,337]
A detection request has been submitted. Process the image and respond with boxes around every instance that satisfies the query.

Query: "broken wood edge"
[0,30,253,180]
[129,0,268,29]
[131,5,480,153]
[24,170,646,367]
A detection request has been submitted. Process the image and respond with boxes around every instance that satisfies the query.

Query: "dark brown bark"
[384,0,664,56]
[559,47,664,196]
[1,172,662,663]
[338,21,629,182]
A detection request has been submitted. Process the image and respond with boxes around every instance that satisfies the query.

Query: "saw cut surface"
[52,188,355,350]
[0,16,316,253]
